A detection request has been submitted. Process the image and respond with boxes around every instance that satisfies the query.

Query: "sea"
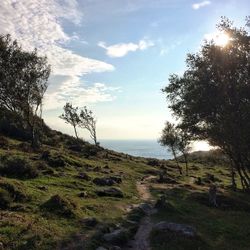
[100,139,172,160]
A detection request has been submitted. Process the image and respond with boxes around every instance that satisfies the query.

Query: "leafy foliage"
[0,34,50,147]
[162,18,250,189]
[59,103,80,139]
[0,155,38,179]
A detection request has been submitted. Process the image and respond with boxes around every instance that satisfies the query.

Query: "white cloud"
[44,77,120,110]
[0,0,115,111]
[98,39,154,58]
[192,1,211,10]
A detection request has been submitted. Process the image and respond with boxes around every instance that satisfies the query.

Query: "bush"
[0,135,9,148]
[0,188,12,209]
[41,194,76,217]
[0,155,38,179]
[47,154,66,168]
[0,179,28,202]
[147,159,160,166]
[82,144,102,158]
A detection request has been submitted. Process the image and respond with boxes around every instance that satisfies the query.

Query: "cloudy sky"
[0,0,249,140]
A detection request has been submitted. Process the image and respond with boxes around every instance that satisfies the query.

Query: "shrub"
[0,135,9,148]
[147,159,160,166]
[0,179,28,202]
[0,155,38,179]
[0,188,12,209]
[47,154,66,168]
[82,144,102,158]
[41,194,76,217]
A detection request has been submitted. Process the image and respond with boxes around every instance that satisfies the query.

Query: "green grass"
[150,162,250,250]
[0,135,154,249]
[1,135,250,249]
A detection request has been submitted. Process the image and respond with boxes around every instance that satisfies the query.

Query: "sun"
[205,32,230,47]
[213,33,230,47]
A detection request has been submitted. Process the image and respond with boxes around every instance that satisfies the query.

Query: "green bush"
[82,144,102,158]
[0,179,27,202]
[47,154,66,168]
[0,155,38,178]
[0,188,12,209]
[41,194,76,217]
[0,135,9,148]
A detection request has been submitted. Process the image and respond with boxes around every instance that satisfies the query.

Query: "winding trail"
[123,177,157,250]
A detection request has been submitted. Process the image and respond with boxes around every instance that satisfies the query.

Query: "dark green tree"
[79,107,98,146]
[0,34,50,147]
[59,103,80,140]
[159,121,182,175]
[162,18,250,190]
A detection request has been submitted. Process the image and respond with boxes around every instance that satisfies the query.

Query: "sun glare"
[214,33,230,47]
[205,32,230,47]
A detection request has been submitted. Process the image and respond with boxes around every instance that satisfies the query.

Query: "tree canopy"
[0,34,51,147]
[162,17,250,189]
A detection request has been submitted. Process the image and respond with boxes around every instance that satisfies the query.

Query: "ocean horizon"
[100,139,172,160]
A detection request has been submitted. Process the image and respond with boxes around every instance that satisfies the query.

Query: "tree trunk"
[183,152,189,176]
[73,125,79,140]
[172,148,182,175]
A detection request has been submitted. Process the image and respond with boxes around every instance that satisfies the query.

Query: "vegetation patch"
[41,194,77,218]
[0,155,38,179]
[0,178,28,202]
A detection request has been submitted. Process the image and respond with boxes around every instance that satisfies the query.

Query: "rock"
[68,144,82,152]
[93,177,116,186]
[110,176,122,184]
[96,187,124,198]
[78,191,88,198]
[96,247,107,250]
[153,222,197,238]
[103,228,128,245]
[138,203,152,214]
[110,246,122,250]
[195,177,202,185]
[93,166,101,172]
[155,196,174,210]
[77,172,91,181]
[37,185,48,191]
[81,217,98,227]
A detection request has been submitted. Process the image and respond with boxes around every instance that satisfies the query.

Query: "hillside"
[0,130,250,250]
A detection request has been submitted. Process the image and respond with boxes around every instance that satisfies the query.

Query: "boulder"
[96,188,124,198]
[110,246,122,250]
[153,222,197,238]
[81,217,98,227]
[37,185,48,191]
[93,177,116,186]
[78,191,88,198]
[96,247,107,250]
[103,228,128,245]
[138,203,152,214]
[154,196,174,210]
[110,176,122,184]
[76,172,91,181]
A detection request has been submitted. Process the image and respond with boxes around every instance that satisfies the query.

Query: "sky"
[0,0,249,141]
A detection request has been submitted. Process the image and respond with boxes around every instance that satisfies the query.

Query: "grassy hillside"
[0,131,250,250]
[0,133,157,249]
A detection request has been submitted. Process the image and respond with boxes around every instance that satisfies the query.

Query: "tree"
[176,128,191,176]
[159,122,182,175]
[59,103,80,140]
[162,17,250,190]
[79,107,98,146]
[0,34,50,147]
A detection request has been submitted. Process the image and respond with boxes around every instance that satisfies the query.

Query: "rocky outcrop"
[96,187,124,198]
[153,222,197,238]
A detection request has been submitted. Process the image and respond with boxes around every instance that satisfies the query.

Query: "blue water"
[100,140,172,159]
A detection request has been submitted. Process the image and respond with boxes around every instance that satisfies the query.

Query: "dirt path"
[123,178,156,250]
